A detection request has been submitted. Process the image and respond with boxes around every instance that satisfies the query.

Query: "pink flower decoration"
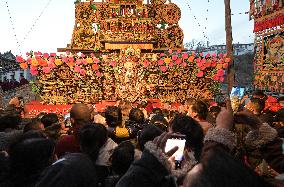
[69,57,74,62]
[223,63,228,69]
[30,65,37,71]
[80,69,86,76]
[182,62,187,67]
[212,53,217,57]
[30,69,38,76]
[217,69,225,77]
[175,58,181,65]
[27,58,32,64]
[211,61,217,67]
[196,58,201,63]
[81,53,86,58]
[62,57,68,63]
[206,53,211,58]
[158,59,164,65]
[110,60,116,67]
[93,58,100,63]
[182,53,188,59]
[66,51,71,55]
[201,58,206,64]
[50,53,56,57]
[48,62,56,69]
[196,71,204,77]
[172,55,178,61]
[219,53,223,58]
[197,62,202,68]
[74,66,81,73]
[43,53,49,58]
[49,57,55,63]
[205,62,211,68]
[144,60,150,67]
[16,56,24,63]
[37,52,42,55]
[76,59,82,65]
[218,59,224,64]
[160,66,167,72]
[169,62,174,67]
[199,53,203,57]
[213,75,219,81]
[219,77,225,82]
[169,49,173,54]
[92,64,99,70]
[223,53,227,58]
[200,66,206,70]
[160,53,165,57]
[42,67,51,74]
[96,71,102,77]
[82,60,87,65]
[26,52,30,56]
[177,49,182,54]
[74,77,80,81]
[191,51,195,56]
[90,53,95,57]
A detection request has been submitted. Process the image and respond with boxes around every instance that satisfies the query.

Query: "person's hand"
[153,132,178,157]
[234,111,262,130]
[216,99,234,130]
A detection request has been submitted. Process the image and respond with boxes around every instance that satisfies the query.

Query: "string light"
[5,1,20,54]
[16,0,53,53]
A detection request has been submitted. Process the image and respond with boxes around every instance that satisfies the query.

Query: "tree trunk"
[224,0,234,94]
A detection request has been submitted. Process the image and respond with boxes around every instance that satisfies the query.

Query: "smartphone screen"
[230,87,245,100]
[165,137,186,161]
[64,113,71,127]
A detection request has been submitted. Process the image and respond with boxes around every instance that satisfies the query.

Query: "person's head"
[70,103,91,131]
[0,108,21,132]
[209,106,221,119]
[171,115,204,161]
[105,106,122,128]
[278,97,284,107]
[138,124,163,150]
[23,118,45,133]
[150,114,169,131]
[252,90,267,101]
[246,98,265,115]
[41,113,59,128]
[183,148,270,187]
[152,108,163,116]
[129,108,145,124]
[111,141,135,176]
[78,124,108,161]
[189,100,209,121]
[184,98,196,114]
[8,135,55,186]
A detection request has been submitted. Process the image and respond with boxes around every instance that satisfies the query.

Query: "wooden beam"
[224,0,234,94]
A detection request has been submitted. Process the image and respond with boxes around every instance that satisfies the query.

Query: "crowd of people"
[0,90,284,187]
[0,75,29,92]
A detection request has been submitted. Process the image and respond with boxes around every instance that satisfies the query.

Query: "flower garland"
[17,49,230,104]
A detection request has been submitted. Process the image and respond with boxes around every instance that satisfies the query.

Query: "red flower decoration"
[182,53,188,59]
[169,49,173,54]
[42,67,51,74]
[177,49,182,54]
[30,69,38,76]
[26,52,30,56]
[200,66,206,70]
[196,58,201,63]
[144,60,150,67]
[223,63,228,69]
[16,56,24,63]
[96,71,102,77]
[199,53,203,57]
[50,53,56,57]
[66,51,71,55]
[219,77,225,82]
[90,53,95,57]
[81,53,86,58]
[206,53,211,58]
[27,58,32,63]
[219,53,223,58]
[69,57,75,62]
[182,62,187,68]
[80,69,86,76]
[76,59,82,65]
[217,69,225,77]
[110,60,116,67]
[30,65,37,71]
[205,62,211,68]
[160,66,167,72]
[212,53,217,57]
[93,58,100,63]
[92,64,99,70]
[169,62,174,67]
[175,58,181,65]
[158,59,164,65]
[48,62,56,69]
[74,66,81,73]
[82,60,87,65]
[172,55,178,61]
[213,74,219,81]
[196,71,204,77]
[62,57,68,63]
[43,53,49,58]
[160,53,165,57]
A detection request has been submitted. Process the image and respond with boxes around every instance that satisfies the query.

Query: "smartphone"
[64,113,72,127]
[230,87,245,112]
[165,135,186,162]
